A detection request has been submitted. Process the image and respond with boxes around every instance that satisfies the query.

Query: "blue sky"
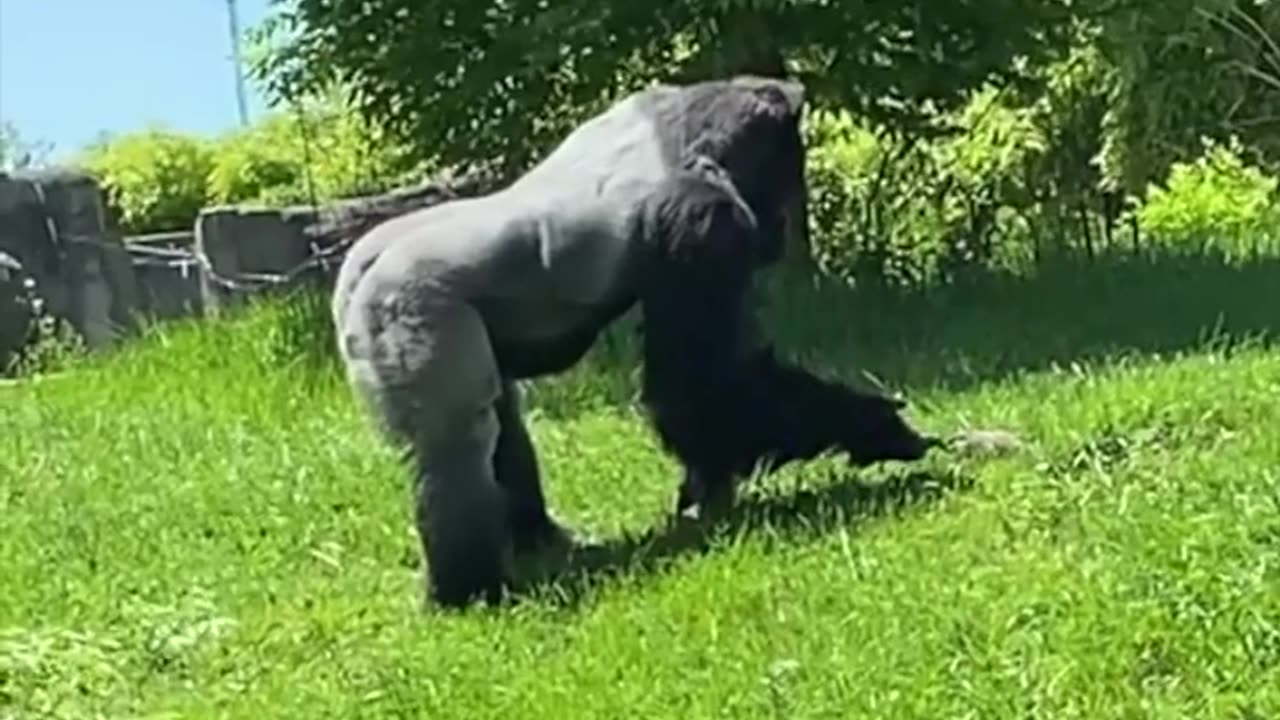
[0,0,276,161]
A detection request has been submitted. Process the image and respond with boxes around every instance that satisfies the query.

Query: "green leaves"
[1136,136,1280,256]
[72,93,422,235]
[77,130,218,235]
[250,0,1094,179]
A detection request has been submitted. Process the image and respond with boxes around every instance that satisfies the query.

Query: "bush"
[803,87,1047,288]
[77,129,217,234]
[75,93,427,236]
[2,273,87,378]
[1134,137,1280,257]
[207,93,426,208]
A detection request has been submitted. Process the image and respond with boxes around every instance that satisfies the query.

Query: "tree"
[248,0,1117,263]
[0,122,53,173]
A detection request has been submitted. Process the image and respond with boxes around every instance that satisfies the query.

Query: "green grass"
[2,248,1280,718]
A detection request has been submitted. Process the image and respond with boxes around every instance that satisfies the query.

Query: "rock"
[945,428,1024,457]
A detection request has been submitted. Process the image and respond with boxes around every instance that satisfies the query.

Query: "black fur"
[638,154,937,516]
[638,77,810,267]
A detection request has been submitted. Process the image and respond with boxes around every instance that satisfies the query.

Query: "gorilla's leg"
[492,380,569,554]
[339,290,513,609]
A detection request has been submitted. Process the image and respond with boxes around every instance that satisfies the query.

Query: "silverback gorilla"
[329,75,940,609]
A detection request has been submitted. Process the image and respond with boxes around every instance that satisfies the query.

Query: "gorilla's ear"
[687,154,758,230]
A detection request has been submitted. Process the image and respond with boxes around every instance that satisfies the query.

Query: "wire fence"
[120,170,479,297]
[115,229,343,294]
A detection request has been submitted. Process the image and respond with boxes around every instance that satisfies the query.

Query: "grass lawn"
[2,248,1279,718]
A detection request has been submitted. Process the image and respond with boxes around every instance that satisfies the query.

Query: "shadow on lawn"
[771,248,1280,393]
[510,465,976,610]
[525,248,1280,420]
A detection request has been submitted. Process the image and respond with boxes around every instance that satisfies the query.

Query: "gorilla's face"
[675,77,813,267]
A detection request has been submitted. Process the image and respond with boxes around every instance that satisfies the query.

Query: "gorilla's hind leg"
[492,380,570,555]
[341,286,516,610]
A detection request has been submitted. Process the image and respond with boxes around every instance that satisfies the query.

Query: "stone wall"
[0,169,140,366]
[193,178,462,313]
[0,166,469,372]
[126,232,205,321]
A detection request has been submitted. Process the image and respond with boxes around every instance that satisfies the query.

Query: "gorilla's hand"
[836,393,942,467]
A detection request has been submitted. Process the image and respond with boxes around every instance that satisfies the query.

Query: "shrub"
[75,93,427,236]
[1134,137,1280,256]
[2,273,86,378]
[803,87,1047,288]
[207,93,426,208]
[77,129,216,234]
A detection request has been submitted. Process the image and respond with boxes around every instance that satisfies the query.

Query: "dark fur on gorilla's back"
[326,75,941,610]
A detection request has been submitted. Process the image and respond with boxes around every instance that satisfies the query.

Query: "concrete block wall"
[0,169,141,363]
[195,204,329,313]
[0,166,470,371]
[125,232,205,321]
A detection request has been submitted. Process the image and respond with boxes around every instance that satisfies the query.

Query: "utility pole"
[226,0,250,126]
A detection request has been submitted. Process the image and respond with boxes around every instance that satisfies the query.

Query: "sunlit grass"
[2,248,1279,718]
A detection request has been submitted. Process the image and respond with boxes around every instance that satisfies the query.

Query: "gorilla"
[328,75,940,609]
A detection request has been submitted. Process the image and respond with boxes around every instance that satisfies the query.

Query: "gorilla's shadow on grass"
[509,464,975,609]
[810,249,1280,393]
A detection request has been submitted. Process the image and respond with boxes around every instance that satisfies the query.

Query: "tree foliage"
[1136,135,1280,255]
[72,93,423,235]
[1092,0,1280,195]
[0,122,53,173]
[800,0,1280,287]
[77,129,217,235]
[248,0,1102,179]
[206,89,426,208]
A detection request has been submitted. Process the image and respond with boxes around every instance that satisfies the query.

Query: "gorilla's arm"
[637,151,937,515]
[725,341,934,469]
[640,283,936,482]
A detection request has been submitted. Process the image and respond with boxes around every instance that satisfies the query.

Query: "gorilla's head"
[673,75,810,267]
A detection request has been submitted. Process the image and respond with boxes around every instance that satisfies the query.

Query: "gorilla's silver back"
[335,87,678,320]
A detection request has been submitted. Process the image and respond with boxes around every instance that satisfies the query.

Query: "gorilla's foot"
[511,511,575,555]
[508,516,590,588]
[413,433,514,611]
[674,472,738,524]
[421,518,511,611]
